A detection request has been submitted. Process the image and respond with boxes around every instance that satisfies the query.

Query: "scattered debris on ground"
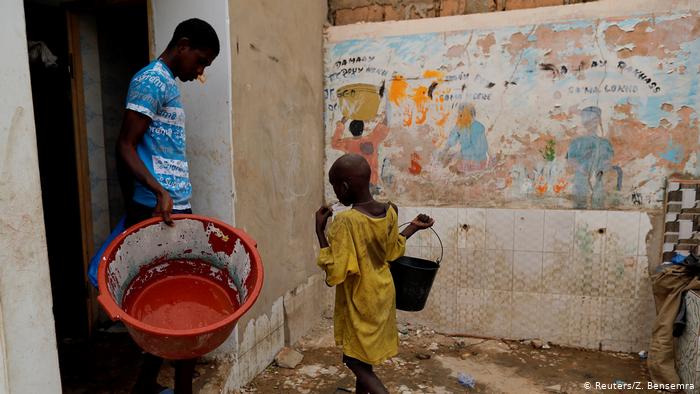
[60,318,653,393]
[241,317,653,393]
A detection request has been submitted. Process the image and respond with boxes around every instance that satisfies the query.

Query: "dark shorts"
[125,201,192,228]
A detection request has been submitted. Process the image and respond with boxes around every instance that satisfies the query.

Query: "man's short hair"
[167,18,220,56]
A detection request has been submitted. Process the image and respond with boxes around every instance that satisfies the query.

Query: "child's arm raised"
[400,214,435,239]
[315,205,333,248]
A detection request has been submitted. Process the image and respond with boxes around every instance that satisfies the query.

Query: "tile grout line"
[511,209,515,295]
[511,209,515,338]
[541,210,546,298]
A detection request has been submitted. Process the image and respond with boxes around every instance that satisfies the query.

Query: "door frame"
[66,9,97,334]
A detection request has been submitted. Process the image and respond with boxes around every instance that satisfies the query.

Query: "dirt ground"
[60,317,652,393]
[241,317,653,394]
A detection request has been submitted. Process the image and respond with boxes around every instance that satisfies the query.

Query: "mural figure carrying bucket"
[333,81,390,192]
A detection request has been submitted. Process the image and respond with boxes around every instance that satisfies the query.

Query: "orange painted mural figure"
[332,112,390,189]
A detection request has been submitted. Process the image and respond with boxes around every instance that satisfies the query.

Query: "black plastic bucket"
[390,225,443,312]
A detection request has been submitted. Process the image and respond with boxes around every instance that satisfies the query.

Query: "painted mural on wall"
[324,11,700,209]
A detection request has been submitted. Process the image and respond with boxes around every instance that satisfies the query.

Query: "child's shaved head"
[329,154,371,205]
[330,154,371,183]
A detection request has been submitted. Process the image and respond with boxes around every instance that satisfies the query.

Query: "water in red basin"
[124,274,237,330]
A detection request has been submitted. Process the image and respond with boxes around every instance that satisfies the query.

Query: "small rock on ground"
[416,352,432,360]
[275,347,304,369]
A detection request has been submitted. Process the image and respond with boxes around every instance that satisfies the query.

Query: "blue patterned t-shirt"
[125,60,191,210]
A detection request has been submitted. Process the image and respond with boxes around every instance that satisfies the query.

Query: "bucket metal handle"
[399,222,444,265]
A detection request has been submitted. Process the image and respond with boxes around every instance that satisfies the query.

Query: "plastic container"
[97,214,263,359]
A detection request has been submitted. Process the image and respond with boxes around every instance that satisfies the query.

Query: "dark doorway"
[25,0,88,342]
[25,0,149,391]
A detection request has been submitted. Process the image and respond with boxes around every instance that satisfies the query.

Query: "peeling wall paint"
[324,7,700,209]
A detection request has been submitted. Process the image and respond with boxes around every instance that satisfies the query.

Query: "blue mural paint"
[517,47,542,86]
[638,96,669,127]
[568,134,615,208]
[331,39,367,58]
[446,122,488,162]
[606,17,649,32]
[385,33,443,64]
[565,106,621,208]
[688,78,699,101]
[549,20,595,32]
[660,139,684,163]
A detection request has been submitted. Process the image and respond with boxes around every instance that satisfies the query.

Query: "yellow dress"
[317,205,406,365]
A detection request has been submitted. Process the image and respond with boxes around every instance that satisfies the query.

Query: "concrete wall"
[329,0,599,25]
[323,0,693,352]
[151,0,236,223]
[222,0,330,388]
[0,0,62,392]
[149,0,331,389]
[0,300,8,393]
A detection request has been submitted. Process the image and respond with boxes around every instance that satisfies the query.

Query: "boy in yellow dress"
[315,154,434,393]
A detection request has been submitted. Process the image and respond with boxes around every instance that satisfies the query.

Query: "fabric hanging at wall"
[27,41,58,68]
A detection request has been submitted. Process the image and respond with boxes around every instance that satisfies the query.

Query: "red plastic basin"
[97,214,263,360]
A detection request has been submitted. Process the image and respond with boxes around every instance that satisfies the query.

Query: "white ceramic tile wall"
[485,209,515,250]
[514,210,544,252]
[638,214,653,256]
[400,207,654,352]
[574,210,607,255]
[606,211,641,256]
[513,251,542,293]
[459,208,486,250]
[543,210,575,253]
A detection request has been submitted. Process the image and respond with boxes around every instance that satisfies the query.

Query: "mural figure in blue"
[567,106,622,209]
[441,103,489,172]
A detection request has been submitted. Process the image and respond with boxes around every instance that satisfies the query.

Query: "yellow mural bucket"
[337,83,380,121]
